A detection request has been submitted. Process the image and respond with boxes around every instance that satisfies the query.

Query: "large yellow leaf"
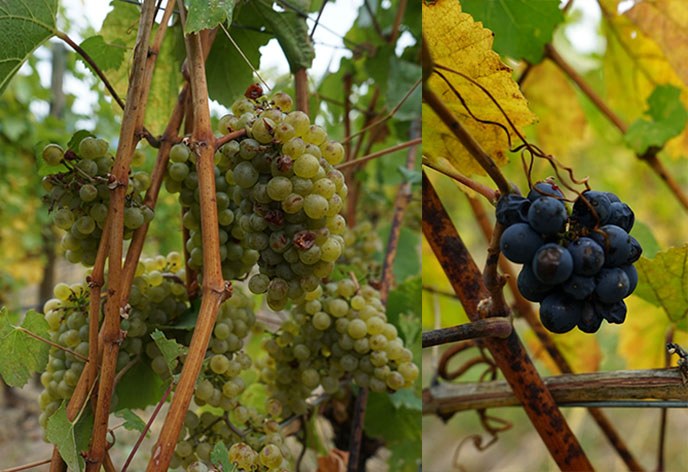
[600,0,688,157]
[521,60,586,159]
[422,0,536,177]
[523,326,602,375]
[625,0,688,89]
[618,296,688,369]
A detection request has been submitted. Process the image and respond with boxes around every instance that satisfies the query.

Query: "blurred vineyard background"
[422,1,688,471]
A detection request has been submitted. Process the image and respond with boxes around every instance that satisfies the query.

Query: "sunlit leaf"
[46,403,83,471]
[78,35,127,72]
[625,85,688,154]
[524,326,602,374]
[184,0,235,34]
[634,246,688,322]
[460,0,564,63]
[422,0,536,177]
[0,308,50,387]
[151,329,187,372]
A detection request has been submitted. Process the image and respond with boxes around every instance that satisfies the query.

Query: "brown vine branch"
[294,68,309,113]
[214,128,247,150]
[423,368,687,415]
[309,0,328,39]
[465,195,645,471]
[387,0,407,44]
[422,86,512,196]
[146,6,230,469]
[544,43,688,212]
[422,318,512,348]
[336,137,421,170]
[423,172,593,470]
[86,1,158,469]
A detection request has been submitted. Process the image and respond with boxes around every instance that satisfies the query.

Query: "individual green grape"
[320,140,345,165]
[303,125,327,145]
[43,144,64,166]
[78,136,103,159]
[282,137,305,157]
[79,184,98,202]
[284,111,310,137]
[53,208,75,230]
[170,143,190,163]
[271,92,293,112]
[169,162,190,181]
[75,215,96,235]
[293,154,320,178]
[124,207,144,229]
[303,194,329,219]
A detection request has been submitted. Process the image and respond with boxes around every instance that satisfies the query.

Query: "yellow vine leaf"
[524,326,601,375]
[521,60,586,159]
[600,0,688,157]
[618,296,688,369]
[422,0,536,177]
[625,0,688,89]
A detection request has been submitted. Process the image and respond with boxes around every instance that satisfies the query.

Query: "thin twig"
[121,381,174,472]
[309,0,328,39]
[387,0,407,44]
[341,78,421,145]
[362,0,384,40]
[422,157,497,202]
[1,458,52,472]
[17,327,88,362]
[336,137,421,170]
[113,353,141,388]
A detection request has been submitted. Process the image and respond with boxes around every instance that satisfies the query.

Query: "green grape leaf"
[184,0,235,34]
[0,308,50,387]
[151,329,187,372]
[68,129,97,153]
[73,406,94,453]
[206,6,271,106]
[46,403,83,472]
[156,297,202,330]
[634,246,688,322]
[364,391,421,471]
[459,0,564,63]
[387,57,421,122]
[625,85,688,155]
[211,441,234,472]
[78,35,127,72]
[0,0,58,96]
[386,275,421,327]
[239,382,267,411]
[249,0,314,72]
[115,409,147,434]
[388,388,422,411]
[631,221,661,259]
[115,360,167,410]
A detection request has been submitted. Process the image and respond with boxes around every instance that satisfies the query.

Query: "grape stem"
[422,318,512,347]
[17,326,89,362]
[335,137,422,170]
[223,412,247,439]
[423,172,593,470]
[465,195,645,471]
[347,120,419,472]
[145,4,232,469]
[121,380,175,472]
[545,43,688,212]
[214,128,247,150]
[86,0,159,469]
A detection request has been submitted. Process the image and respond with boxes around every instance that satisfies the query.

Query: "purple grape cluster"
[497,181,642,334]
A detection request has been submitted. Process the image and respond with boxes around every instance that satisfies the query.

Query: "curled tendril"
[432,63,610,227]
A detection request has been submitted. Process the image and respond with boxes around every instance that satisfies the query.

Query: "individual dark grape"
[532,243,573,285]
[626,235,642,264]
[621,264,638,296]
[517,264,553,302]
[594,300,627,324]
[539,292,581,333]
[572,191,612,228]
[527,197,567,235]
[595,268,630,303]
[603,192,621,203]
[590,225,632,267]
[607,202,634,232]
[562,274,595,300]
[577,303,603,333]
[495,194,530,227]
[527,181,564,201]
[499,223,544,264]
[568,237,605,276]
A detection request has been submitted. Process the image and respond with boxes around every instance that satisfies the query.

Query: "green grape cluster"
[165,88,348,311]
[42,139,152,266]
[37,253,188,436]
[340,221,383,278]
[258,280,419,419]
[171,290,290,471]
